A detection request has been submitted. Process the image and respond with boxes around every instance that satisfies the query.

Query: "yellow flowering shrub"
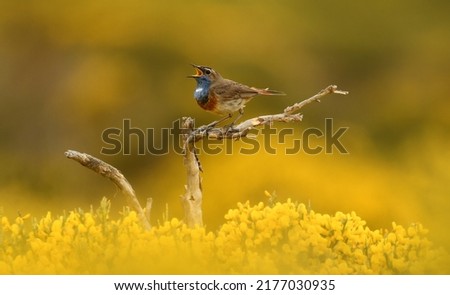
[0,197,448,274]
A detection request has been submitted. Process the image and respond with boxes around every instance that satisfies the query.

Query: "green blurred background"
[1,0,449,252]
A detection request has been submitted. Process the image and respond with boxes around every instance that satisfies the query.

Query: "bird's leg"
[223,109,243,133]
[206,113,233,129]
[232,108,244,125]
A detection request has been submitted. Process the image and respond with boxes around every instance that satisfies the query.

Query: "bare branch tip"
[64,150,75,158]
[335,90,349,95]
[328,85,349,95]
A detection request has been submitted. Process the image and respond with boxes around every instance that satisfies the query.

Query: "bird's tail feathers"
[253,87,286,96]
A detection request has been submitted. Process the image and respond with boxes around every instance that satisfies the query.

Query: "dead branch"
[64,150,151,230]
[180,117,203,227]
[188,85,348,142]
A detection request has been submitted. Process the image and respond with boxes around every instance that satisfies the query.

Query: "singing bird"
[188,64,285,122]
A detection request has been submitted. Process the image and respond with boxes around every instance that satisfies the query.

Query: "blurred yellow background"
[0,0,449,253]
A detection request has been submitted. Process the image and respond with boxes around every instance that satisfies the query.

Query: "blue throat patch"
[193,76,211,104]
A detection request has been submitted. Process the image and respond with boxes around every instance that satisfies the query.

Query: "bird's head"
[187,64,221,82]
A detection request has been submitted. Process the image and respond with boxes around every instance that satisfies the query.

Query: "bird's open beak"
[187,64,203,78]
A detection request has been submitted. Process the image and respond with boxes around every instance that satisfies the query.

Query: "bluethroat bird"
[188,64,285,125]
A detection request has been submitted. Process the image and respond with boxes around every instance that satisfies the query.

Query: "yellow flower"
[239,221,248,232]
[0,198,448,274]
[387,232,396,243]
[407,226,417,237]
[10,224,20,236]
[278,215,290,227]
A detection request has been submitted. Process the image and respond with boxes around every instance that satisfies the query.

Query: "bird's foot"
[223,123,239,134]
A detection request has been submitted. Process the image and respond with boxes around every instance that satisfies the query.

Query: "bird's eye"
[205,69,211,75]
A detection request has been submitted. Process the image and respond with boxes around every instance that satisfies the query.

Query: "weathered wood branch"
[180,117,203,227]
[64,150,151,230]
[187,85,348,142]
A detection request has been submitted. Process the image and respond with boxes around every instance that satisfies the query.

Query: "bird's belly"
[213,99,246,115]
[198,93,249,115]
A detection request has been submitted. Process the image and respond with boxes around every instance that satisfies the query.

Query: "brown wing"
[210,79,259,101]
